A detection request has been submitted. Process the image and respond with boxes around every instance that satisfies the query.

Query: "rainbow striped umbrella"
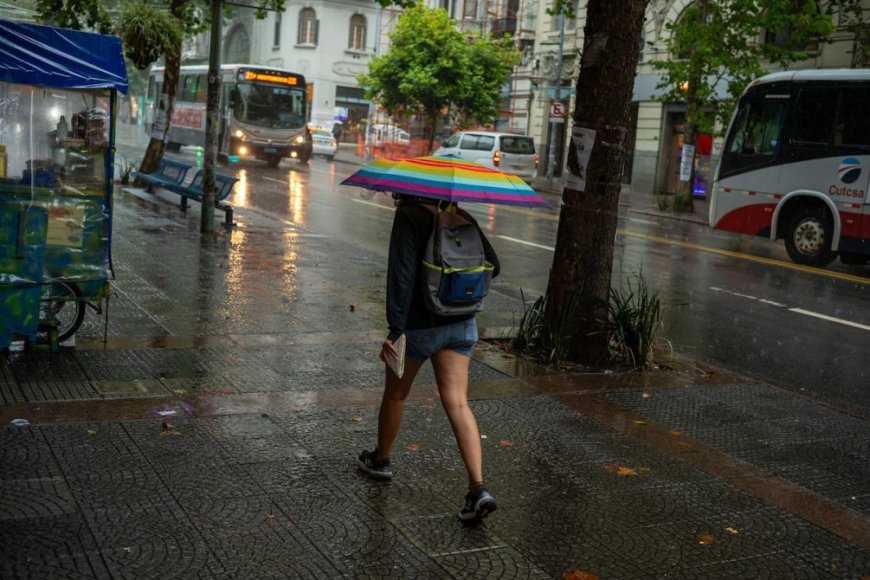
[341,156,549,208]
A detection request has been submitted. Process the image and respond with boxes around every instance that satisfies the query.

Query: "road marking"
[789,308,870,332]
[496,235,554,251]
[263,177,288,185]
[710,287,869,332]
[625,230,870,286]
[352,198,394,211]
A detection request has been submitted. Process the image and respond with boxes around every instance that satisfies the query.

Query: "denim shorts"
[405,318,478,361]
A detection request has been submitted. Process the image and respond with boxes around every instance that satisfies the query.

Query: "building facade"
[526,0,870,193]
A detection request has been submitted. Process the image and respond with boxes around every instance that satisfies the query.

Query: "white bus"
[709,69,870,266]
[147,64,312,167]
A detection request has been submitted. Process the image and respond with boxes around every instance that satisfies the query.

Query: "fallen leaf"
[668,429,683,436]
[637,467,651,473]
[86,429,97,436]
[641,392,651,400]
[604,464,638,477]
[697,532,717,545]
[562,572,600,580]
[633,420,647,426]
[266,511,275,520]
[349,304,356,312]
[351,415,363,422]
[499,439,514,447]
[161,421,173,430]
[406,443,422,452]
[725,527,739,535]
[159,430,182,437]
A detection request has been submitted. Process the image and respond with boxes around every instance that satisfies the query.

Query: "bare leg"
[431,349,483,486]
[376,358,424,461]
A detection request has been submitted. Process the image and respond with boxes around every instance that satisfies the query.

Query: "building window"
[349,14,366,51]
[298,8,318,46]
[273,11,281,48]
[463,0,477,19]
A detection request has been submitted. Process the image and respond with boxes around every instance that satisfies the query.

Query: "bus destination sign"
[241,70,298,86]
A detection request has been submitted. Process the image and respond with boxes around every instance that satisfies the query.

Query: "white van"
[434,131,538,182]
[369,124,410,148]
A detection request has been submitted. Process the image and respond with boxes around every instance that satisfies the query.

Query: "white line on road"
[496,235,554,251]
[709,286,869,332]
[789,308,870,332]
[352,198,393,211]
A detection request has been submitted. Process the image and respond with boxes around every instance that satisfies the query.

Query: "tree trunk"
[546,0,647,365]
[136,0,186,176]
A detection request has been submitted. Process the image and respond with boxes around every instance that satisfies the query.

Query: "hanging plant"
[116,3,183,70]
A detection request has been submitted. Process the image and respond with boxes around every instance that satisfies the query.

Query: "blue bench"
[134,157,237,226]
[134,157,191,193]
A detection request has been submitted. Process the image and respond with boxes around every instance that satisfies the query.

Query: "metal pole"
[546,12,564,189]
[201,0,222,232]
[365,4,381,162]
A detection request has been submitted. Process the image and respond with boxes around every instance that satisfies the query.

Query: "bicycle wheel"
[40,281,86,342]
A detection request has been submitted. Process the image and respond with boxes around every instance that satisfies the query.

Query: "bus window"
[791,88,838,145]
[837,89,870,149]
[178,74,208,103]
[727,101,785,157]
[233,83,304,129]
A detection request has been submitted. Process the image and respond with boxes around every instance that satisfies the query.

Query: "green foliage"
[358,5,519,128]
[603,272,664,369]
[117,3,183,70]
[34,0,111,34]
[510,287,583,364]
[651,0,861,137]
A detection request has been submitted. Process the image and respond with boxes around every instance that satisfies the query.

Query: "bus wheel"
[266,156,283,168]
[784,206,836,267]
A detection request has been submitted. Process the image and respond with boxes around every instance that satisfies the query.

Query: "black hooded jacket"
[385,200,500,342]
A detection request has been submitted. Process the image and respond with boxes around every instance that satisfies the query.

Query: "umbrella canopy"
[341,156,549,208]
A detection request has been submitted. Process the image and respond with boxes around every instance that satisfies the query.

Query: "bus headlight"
[295,135,305,144]
[238,145,248,155]
[234,129,246,141]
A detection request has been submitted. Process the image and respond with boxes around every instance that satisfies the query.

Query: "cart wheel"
[40,281,86,342]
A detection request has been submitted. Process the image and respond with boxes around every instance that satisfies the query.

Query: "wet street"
[119,122,869,418]
[1,122,868,578]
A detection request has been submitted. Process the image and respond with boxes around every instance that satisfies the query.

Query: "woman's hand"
[380,338,398,364]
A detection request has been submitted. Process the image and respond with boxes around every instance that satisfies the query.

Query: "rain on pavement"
[1,121,868,577]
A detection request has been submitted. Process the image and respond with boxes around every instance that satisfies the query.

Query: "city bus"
[146,64,312,167]
[709,69,870,266]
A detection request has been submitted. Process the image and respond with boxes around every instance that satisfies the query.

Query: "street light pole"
[546,11,565,189]
[365,3,381,162]
[201,0,222,233]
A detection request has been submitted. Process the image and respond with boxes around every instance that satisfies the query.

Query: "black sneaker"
[459,486,497,521]
[357,449,392,480]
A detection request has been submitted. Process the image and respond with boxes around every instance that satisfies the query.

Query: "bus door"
[834,87,870,249]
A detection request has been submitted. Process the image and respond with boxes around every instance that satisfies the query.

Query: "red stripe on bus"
[713,204,776,236]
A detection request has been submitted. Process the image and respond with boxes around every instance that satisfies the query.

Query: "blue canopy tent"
[0,19,128,350]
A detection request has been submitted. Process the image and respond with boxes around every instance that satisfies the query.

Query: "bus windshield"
[233,82,305,129]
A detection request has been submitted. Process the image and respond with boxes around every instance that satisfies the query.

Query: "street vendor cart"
[0,19,128,350]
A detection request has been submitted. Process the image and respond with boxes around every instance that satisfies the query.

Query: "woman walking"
[357,193,500,521]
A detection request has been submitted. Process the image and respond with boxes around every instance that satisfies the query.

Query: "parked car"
[369,124,410,148]
[311,128,337,160]
[434,131,538,182]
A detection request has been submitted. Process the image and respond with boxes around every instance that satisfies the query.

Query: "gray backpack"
[420,204,494,316]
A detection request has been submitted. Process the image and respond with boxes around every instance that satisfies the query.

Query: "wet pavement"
[1,145,869,578]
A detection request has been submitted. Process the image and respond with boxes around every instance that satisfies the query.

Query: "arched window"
[349,14,366,50]
[225,25,250,63]
[298,8,318,46]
